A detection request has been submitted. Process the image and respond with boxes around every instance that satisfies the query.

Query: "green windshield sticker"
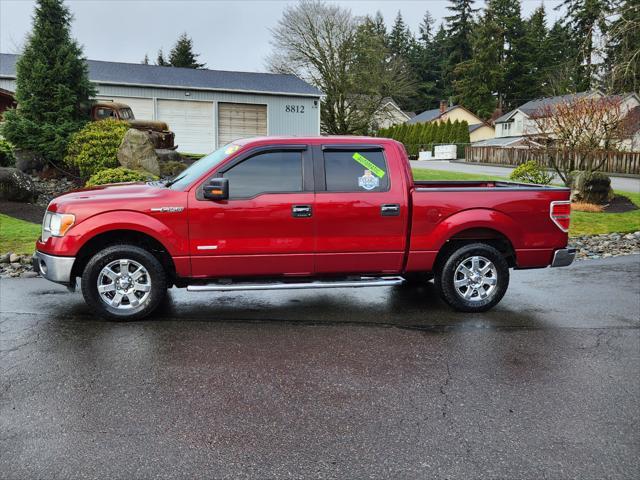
[352,152,385,178]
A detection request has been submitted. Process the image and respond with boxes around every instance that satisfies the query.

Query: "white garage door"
[95,96,154,120]
[218,103,267,146]
[157,99,214,154]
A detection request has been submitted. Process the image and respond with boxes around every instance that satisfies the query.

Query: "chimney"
[439,100,447,114]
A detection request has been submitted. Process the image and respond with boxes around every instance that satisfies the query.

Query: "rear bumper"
[551,248,576,267]
[32,251,75,285]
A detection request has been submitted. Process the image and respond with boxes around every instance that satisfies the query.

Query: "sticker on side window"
[352,152,385,178]
[358,170,380,190]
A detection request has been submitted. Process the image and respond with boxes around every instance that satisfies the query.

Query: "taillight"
[550,201,571,232]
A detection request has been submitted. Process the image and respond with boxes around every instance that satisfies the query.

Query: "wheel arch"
[70,229,177,285]
[434,227,517,272]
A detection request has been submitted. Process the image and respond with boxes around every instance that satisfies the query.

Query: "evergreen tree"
[141,53,150,65]
[556,0,612,89]
[156,49,168,66]
[169,33,206,69]
[604,0,640,92]
[454,0,531,116]
[388,12,413,58]
[444,0,478,96]
[522,6,549,100]
[419,11,436,44]
[1,0,95,164]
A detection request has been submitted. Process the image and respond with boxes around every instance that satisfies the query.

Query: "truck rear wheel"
[81,245,167,321]
[435,243,509,312]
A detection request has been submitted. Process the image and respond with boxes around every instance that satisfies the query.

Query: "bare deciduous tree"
[267,0,413,134]
[529,95,626,184]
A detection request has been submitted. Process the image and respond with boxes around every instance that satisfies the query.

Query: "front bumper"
[32,251,75,284]
[551,248,576,267]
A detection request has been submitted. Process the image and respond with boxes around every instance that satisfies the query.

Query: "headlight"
[42,212,75,241]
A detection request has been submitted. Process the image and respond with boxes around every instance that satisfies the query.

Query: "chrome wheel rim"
[97,259,151,310]
[454,256,498,302]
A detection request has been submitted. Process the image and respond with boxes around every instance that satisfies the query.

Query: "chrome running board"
[187,276,405,292]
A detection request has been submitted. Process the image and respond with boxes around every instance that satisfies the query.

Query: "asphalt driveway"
[1,256,639,479]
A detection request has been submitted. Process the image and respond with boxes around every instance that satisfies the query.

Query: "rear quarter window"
[323,150,389,192]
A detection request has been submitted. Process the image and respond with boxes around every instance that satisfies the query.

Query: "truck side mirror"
[202,178,229,201]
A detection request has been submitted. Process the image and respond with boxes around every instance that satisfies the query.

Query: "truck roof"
[235,135,400,146]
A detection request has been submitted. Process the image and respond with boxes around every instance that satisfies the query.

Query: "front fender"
[37,210,189,257]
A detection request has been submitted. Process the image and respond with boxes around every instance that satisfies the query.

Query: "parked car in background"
[90,101,177,150]
[33,136,575,320]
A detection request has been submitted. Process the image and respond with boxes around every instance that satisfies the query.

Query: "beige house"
[407,100,495,142]
[371,97,413,129]
[490,91,640,150]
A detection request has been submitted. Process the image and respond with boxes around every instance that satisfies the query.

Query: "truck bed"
[414,180,566,191]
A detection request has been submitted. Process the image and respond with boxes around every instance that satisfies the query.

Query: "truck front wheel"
[435,243,509,312]
[81,245,167,321]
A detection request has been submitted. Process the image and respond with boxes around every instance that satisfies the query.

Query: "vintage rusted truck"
[90,102,177,150]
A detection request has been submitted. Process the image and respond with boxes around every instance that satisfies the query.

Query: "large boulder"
[14,149,45,173]
[570,171,614,204]
[117,129,160,176]
[0,167,37,202]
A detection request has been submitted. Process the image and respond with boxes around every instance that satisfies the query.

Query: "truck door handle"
[292,205,312,218]
[381,204,400,216]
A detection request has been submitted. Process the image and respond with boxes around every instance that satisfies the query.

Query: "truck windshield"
[167,143,240,190]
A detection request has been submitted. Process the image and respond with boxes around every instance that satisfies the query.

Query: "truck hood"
[128,119,170,131]
[47,182,185,221]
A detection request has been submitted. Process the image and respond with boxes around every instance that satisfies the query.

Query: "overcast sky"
[1,0,563,72]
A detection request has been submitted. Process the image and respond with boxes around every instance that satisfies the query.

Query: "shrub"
[65,119,129,178]
[0,138,15,167]
[159,160,187,177]
[510,160,554,185]
[85,167,156,187]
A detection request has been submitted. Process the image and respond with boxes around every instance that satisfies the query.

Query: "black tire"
[81,244,167,321]
[435,243,509,312]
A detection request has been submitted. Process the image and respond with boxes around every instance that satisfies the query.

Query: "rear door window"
[323,149,389,192]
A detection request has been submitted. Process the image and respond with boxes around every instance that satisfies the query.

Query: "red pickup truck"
[34,136,575,320]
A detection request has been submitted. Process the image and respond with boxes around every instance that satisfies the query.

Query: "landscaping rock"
[0,167,37,202]
[118,129,160,176]
[14,149,45,173]
[30,175,78,206]
[0,252,38,278]
[570,171,614,204]
[156,149,182,164]
[571,231,640,260]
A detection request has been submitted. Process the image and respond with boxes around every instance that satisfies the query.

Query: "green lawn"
[0,214,41,255]
[412,168,640,237]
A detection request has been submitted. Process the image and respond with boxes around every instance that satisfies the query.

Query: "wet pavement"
[1,256,639,479]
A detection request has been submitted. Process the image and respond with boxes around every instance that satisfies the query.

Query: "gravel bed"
[571,231,640,260]
[3,232,639,279]
[30,175,80,206]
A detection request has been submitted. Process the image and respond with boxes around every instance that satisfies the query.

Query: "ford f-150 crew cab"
[34,136,575,320]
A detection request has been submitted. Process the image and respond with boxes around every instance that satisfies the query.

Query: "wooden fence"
[464,146,640,176]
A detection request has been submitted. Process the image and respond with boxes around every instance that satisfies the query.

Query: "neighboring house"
[0,87,16,119]
[0,53,322,154]
[494,91,640,150]
[621,105,640,151]
[372,97,412,129]
[406,100,495,143]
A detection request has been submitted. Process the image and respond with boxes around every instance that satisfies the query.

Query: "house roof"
[0,53,322,97]
[406,107,449,124]
[495,91,603,123]
[472,136,530,147]
[468,123,490,133]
